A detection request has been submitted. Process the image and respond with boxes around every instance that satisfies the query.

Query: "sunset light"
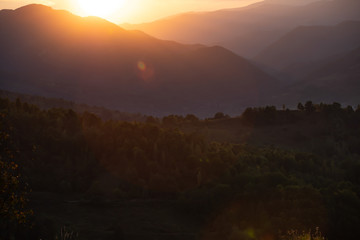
[0,0,264,24]
[77,0,126,19]
[1,0,359,239]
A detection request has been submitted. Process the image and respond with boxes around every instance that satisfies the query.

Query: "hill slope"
[122,0,360,57]
[274,46,360,104]
[255,21,360,75]
[0,4,276,116]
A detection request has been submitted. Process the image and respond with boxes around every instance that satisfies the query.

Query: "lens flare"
[136,60,154,81]
[137,61,146,71]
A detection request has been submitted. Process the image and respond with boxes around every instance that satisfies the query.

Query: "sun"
[77,0,126,19]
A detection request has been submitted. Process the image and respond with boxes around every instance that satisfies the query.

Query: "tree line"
[1,97,360,239]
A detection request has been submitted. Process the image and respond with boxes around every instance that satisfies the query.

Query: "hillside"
[281,46,360,104]
[2,98,360,240]
[255,21,360,78]
[2,1,360,240]
[0,4,276,117]
[121,0,360,57]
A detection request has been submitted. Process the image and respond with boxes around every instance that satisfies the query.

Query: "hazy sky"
[0,0,319,23]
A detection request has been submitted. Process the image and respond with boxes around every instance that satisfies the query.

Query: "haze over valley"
[1,1,360,240]
[1,0,360,116]
[0,5,279,116]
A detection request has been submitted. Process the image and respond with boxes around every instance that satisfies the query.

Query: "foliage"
[241,105,298,125]
[0,111,32,239]
[55,226,78,240]
[1,97,360,239]
[280,228,325,240]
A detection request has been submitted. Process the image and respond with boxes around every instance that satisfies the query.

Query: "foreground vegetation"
[1,97,360,239]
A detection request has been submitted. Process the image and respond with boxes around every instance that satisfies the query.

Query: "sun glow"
[77,0,126,19]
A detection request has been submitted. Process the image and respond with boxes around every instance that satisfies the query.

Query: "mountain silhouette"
[0,4,276,116]
[121,0,360,58]
[273,46,360,105]
[255,21,360,80]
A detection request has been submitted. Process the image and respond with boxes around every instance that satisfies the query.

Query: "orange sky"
[0,0,263,23]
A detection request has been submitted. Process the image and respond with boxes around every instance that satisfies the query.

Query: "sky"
[0,0,320,24]
[0,0,265,23]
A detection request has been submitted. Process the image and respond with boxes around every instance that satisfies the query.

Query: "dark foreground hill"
[0,4,276,117]
[2,97,360,240]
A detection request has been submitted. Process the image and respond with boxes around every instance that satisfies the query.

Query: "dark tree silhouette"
[305,101,315,113]
[297,102,305,111]
[0,113,32,239]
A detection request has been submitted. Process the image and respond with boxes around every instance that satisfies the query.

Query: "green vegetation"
[280,228,325,240]
[1,97,360,239]
[0,111,33,239]
[56,226,78,240]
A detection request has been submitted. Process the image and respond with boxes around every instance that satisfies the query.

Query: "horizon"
[0,0,324,24]
[1,0,360,238]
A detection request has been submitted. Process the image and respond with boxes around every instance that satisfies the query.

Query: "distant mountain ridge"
[121,0,360,57]
[254,20,360,79]
[0,4,277,117]
[272,46,360,105]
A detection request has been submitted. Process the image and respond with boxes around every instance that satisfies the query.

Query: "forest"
[1,97,360,240]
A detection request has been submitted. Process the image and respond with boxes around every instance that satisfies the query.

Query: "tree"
[241,107,255,124]
[0,113,32,239]
[185,114,199,123]
[305,101,315,113]
[146,116,158,124]
[214,112,228,119]
[346,105,354,114]
[297,103,305,111]
[162,115,180,126]
[81,111,101,127]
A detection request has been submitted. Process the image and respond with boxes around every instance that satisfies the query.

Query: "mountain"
[121,0,360,58]
[254,21,360,80]
[264,0,319,5]
[275,46,360,104]
[0,4,277,117]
